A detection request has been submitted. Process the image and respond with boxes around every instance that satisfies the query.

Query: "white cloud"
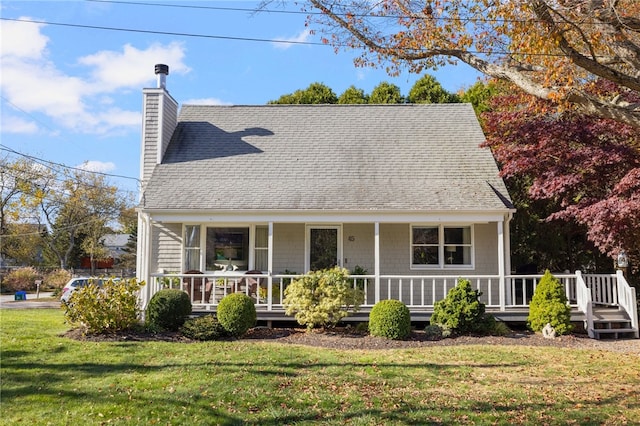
[77,160,116,173]
[182,97,233,106]
[0,114,39,134]
[0,18,189,135]
[79,42,190,92]
[272,29,311,50]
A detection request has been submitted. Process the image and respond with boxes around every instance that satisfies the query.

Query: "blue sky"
[1,0,480,198]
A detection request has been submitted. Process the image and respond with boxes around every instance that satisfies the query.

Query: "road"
[0,292,60,309]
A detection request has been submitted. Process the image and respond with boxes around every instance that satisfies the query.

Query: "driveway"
[0,292,60,309]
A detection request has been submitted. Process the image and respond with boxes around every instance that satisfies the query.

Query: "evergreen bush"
[431,278,489,335]
[527,270,573,335]
[63,277,144,334]
[145,289,192,331]
[283,267,363,330]
[369,299,411,340]
[181,314,228,341]
[216,293,257,337]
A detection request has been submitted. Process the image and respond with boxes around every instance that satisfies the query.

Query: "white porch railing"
[576,271,595,338]
[147,272,587,311]
[616,270,639,338]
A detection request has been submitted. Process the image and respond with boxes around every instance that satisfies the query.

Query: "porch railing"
[616,270,639,338]
[147,272,585,311]
[576,271,594,338]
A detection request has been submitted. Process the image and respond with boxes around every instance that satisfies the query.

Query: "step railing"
[616,270,639,338]
[575,271,594,338]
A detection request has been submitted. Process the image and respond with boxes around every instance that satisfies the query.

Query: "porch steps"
[590,306,638,340]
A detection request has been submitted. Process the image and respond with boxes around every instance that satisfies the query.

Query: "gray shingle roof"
[141,103,513,212]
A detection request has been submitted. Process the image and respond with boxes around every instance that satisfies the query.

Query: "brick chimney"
[140,64,178,191]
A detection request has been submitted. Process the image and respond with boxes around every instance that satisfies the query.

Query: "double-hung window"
[411,225,473,269]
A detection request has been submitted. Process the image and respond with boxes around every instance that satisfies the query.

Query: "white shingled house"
[136,65,637,338]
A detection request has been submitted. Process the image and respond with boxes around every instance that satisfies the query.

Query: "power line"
[0,17,326,47]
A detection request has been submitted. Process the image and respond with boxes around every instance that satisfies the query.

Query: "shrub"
[146,289,192,331]
[216,293,257,337]
[181,314,228,341]
[283,267,363,330]
[369,299,411,340]
[3,267,40,292]
[491,319,512,336]
[44,269,72,294]
[528,270,573,335]
[424,324,444,340]
[63,277,144,334]
[431,278,490,335]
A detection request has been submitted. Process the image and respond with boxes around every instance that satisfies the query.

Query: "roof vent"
[154,64,169,89]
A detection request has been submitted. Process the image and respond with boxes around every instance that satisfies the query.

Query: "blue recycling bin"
[14,291,27,301]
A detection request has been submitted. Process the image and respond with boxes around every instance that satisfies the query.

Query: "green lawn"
[1,309,638,425]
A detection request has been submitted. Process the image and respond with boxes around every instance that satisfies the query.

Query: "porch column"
[136,212,152,310]
[497,219,506,311]
[374,221,380,303]
[267,221,274,311]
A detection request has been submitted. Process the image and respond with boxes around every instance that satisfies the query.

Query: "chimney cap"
[154,64,169,75]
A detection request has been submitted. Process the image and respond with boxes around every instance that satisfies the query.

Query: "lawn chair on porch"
[182,270,212,303]
[233,270,261,299]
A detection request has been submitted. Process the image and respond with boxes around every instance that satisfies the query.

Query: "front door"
[307,226,342,271]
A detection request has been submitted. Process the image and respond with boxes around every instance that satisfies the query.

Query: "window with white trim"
[411,225,473,268]
[183,225,201,271]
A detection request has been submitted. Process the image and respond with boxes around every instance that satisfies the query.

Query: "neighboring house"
[80,233,131,269]
[136,65,637,339]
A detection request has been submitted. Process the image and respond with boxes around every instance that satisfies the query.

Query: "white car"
[60,277,105,303]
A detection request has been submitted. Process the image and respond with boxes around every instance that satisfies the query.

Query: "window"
[205,227,249,271]
[411,225,473,268]
[183,225,201,271]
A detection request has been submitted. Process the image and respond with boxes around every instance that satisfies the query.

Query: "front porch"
[145,270,638,338]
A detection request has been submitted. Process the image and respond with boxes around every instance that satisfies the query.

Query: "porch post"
[267,221,274,311]
[497,219,506,311]
[136,212,152,311]
[374,221,380,303]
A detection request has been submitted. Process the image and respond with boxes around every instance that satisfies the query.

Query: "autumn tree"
[296,0,640,128]
[36,170,125,270]
[482,83,640,273]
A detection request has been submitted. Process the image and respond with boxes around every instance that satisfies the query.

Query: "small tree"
[527,270,573,335]
[431,278,488,335]
[283,267,362,330]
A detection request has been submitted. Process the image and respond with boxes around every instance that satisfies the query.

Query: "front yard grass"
[1,309,639,425]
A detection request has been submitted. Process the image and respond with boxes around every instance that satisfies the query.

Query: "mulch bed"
[62,326,640,355]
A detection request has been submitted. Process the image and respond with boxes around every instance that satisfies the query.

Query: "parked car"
[60,277,105,303]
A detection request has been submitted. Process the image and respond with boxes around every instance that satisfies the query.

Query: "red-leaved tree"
[482,83,640,274]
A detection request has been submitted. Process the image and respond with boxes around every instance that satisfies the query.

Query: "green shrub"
[146,289,192,331]
[3,267,40,292]
[369,299,411,340]
[283,267,363,330]
[181,314,228,341]
[491,319,512,336]
[216,293,257,337]
[431,278,490,335]
[527,270,573,335]
[63,277,144,334]
[424,324,444,340]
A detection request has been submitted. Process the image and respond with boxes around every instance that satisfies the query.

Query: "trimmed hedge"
[369,299,411,340]
[528,270,573,335]
[146,289,192,331]
[216,293,257,337]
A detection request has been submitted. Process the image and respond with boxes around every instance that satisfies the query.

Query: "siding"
[272,223,305,274]
[151,222,182,273]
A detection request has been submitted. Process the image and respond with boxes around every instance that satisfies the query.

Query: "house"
[80,233,131,269]
[136,65,637,338]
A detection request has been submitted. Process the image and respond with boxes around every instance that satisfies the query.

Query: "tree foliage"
[269,82,338,104]
[482,83,640,270]
[338,85,369,104]
[300,0,640,128]
[408,74,459,104]
[369,81,404,103]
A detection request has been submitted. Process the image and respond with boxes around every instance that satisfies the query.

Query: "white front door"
[306,225,342,271]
